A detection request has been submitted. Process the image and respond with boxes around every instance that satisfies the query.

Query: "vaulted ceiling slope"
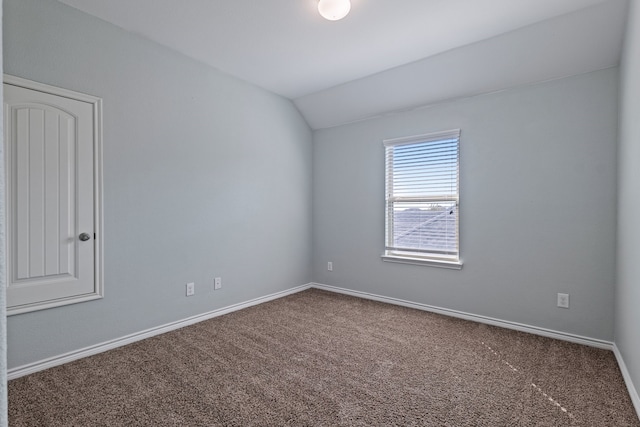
[57,0,627,129]
[297,1,628,128]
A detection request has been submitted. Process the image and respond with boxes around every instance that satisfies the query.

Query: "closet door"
[4,76,103,314]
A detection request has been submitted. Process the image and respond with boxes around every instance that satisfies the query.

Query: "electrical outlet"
[557,293,569,308]
[186,282,195,297]
[327,262,333,271]
[214,277,222,290]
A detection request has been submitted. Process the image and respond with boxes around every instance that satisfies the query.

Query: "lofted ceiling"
[56,0,628,128]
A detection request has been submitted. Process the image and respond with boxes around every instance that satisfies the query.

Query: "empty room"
[1,0,640,425]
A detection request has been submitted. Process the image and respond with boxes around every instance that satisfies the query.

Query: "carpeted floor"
[9,289,640,426]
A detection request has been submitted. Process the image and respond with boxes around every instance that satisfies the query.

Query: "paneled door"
[4,76,103,315]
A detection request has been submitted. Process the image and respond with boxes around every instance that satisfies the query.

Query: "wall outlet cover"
[186,282,195,297]
[557,293,569,308]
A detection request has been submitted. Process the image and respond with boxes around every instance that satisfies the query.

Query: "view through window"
[384,130,460,266]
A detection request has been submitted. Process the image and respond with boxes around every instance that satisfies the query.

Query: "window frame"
[382,130,462,270]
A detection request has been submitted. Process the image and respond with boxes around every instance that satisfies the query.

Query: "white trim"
[93,94,104,306]
[4,74,105,315]
[383,129,460,147]
[382,254,463,270]
[8,282,619,382]
[6,294,104,316]
[3,75,101,103]
[613,344,640,419]
[7,284,312,380]
[310,283,613,350]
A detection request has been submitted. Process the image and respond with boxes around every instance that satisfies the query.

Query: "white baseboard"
[310,283,614,350]
[613,344,640,420]
[8,284,312,380]
[8,282,618,382]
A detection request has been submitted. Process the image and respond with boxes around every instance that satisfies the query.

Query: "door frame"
[4,74,104,315]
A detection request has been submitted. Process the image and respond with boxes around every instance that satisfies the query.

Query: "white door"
[4,76,103,315]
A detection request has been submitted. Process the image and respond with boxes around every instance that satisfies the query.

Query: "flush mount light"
[318,0,351,21]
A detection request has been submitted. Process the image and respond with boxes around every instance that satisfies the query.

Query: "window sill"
[381,254,463,270]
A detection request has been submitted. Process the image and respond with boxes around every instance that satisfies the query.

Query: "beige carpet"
[9,289,640,426]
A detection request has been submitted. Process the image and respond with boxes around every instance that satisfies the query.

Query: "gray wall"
[616,0,640,406]
[0,0,6,424]
[313,68,618,341]
[4,0,312,368]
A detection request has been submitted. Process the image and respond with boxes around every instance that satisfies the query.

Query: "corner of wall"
[615,0,640,421]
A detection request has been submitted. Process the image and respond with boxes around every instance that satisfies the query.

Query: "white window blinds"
[384,130,460,263]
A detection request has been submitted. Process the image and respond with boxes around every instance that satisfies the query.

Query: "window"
[382,130,461,269]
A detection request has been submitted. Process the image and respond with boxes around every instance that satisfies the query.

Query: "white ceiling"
[296,0,628,128]
[56,0,628,128]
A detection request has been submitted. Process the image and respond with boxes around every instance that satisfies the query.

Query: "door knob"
[79,233,92,241]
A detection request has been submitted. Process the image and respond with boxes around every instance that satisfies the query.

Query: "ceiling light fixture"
[318,0,351,21]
